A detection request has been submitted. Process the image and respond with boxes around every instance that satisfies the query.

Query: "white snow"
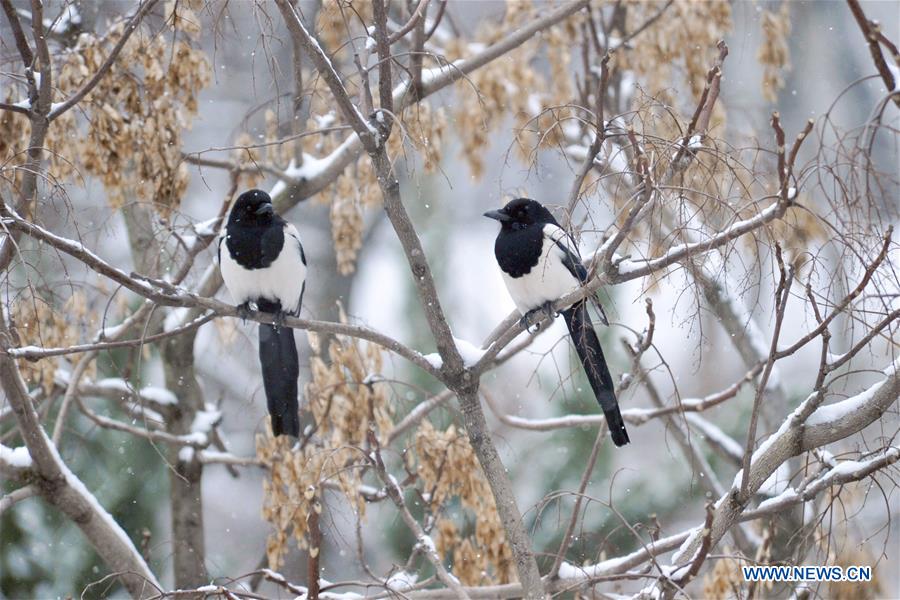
[822,448,898,482]
[453,337,486,366]
[191,405,222,434]
[193,217,220,236]
[805,359,894,426]
[419,59,465,88]
[826,460,867,478]
[557,561,586,579]
[817,448,836,467]
[604,140,630,175]
[139,386,178,405]
[423,353,443,369]
[756,488,799,512]
[261,568,285,583]
[385,570,417,591]
[661,562,691,580]
[270,149,344,197]
[557,530,692,582]
[0,444,33,468]
[527,93,543,116]
[561,120,582,141]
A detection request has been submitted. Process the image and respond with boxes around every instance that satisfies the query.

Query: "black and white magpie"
[218,189,307,437]
[485,198,630,446]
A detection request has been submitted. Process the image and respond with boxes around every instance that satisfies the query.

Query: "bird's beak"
[255,202,274,216]
[483,209,510,222]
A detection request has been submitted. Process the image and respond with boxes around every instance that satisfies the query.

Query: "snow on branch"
[659,357,900,592]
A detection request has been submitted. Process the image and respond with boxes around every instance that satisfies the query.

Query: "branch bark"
[458,388,544,598]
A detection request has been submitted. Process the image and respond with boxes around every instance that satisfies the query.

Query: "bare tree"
[1,1,898,599]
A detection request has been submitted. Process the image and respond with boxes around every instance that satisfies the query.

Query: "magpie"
[218,189,307,437]
[485,198,629,446]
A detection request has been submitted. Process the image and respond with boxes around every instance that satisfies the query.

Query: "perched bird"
[218,189,307,437]
[485,198,629,446]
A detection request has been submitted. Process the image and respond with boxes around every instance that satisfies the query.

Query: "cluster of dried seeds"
[258,322,392,569]
[758,4,792,103]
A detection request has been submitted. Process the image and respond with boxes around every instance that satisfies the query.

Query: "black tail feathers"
[257,300,300,437]
[562,301,630,447]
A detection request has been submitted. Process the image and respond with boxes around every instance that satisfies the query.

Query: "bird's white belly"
[220,244,307,315]
[502,238,579,315]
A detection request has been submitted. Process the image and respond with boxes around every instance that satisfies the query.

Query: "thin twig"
[739,245,793,501]
[547,422,608,579]
[367,429,471,599]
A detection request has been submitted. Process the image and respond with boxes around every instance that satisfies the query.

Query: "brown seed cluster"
[257,322,392,569]
[620,1,733,101]
[416,422,514,585]
[329,193,364,276]
[758,4,792,103]
[10,292,91,393]
[702,546,743,598]
[0,7,210,216]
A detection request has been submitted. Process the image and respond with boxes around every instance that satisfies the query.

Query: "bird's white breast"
[219,224,307,315]
[502,225,580,315]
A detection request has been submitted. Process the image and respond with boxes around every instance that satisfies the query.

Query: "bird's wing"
[284,223,306,266]
[545,223,610,325]
[283,223,307,315]
[545,224,588,283]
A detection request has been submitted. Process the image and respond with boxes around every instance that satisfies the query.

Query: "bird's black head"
[229,189,275,225]
[484,197,558,230]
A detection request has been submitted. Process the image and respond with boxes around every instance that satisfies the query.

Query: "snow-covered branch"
[0,310,160,595]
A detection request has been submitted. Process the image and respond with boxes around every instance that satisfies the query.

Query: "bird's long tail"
[562,301,630,446]
[257,300,300,437]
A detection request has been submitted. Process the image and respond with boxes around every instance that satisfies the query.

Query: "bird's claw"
[518,313,534,331]
[541,300,558,319]
[520,302,557,333]
[236,302,252,322]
